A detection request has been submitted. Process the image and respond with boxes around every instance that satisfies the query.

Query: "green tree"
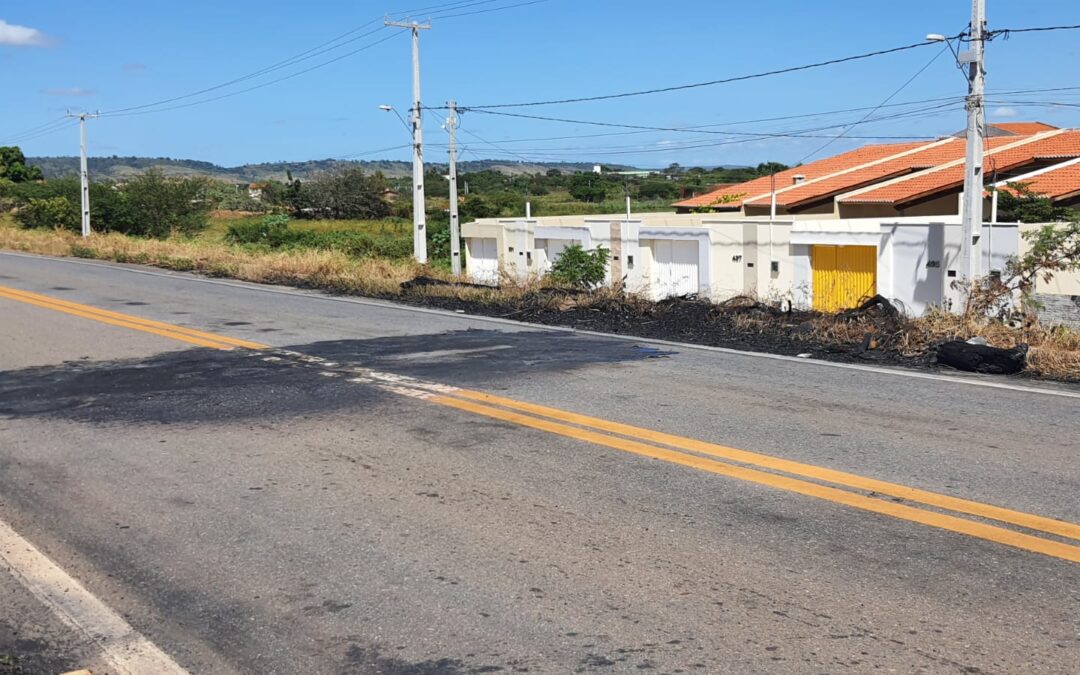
[567,173,607,203]
[15,196,79,230]
[995,183,1078,224]
[301,167,391,219]
[0,147,44,183]
[460,194,498,219]
[120,169,212,237]
[755,161,790,176]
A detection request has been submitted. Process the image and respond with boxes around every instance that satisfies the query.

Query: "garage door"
[811,245,876,312]
[467,237,499,284]
[653,239,699,299]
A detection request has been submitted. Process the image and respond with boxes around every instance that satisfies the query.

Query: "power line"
[98,25,388,116]
[101,30,405,118]
[434,95,965,147]
[992,24,1080,37]
[1,117,74,144]
[458,125,537,163]
[334,143,414,159]
[446,107,959,155]
[430,0,553,19]
[94,0,511,117]
[451,39,945,109]
[445,109,961,159]
[796,42,951,164]
[460,102,957,141]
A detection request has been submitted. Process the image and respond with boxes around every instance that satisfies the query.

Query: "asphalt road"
[0,250,1077,675]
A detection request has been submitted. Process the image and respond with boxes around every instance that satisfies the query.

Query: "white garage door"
[652,239,699,299]
[467,237,499,284]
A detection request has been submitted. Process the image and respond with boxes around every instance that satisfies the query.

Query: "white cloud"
[993,106,1019,118]
[0,19,50,47]
[41,87,98,97]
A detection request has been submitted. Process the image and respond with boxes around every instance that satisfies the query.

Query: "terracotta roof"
[990,122,1059,135]
[744,138,967,208]
[671,141,928,209]
[840,129,1080,205]
[997,158,1080,200]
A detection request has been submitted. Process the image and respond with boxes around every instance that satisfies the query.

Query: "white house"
[461,212,1022,318]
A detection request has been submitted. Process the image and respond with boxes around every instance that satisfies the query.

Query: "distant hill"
[26,156,635,182]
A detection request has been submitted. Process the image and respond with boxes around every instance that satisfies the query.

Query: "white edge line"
[3,250,1079,400]
[0,518,189,675]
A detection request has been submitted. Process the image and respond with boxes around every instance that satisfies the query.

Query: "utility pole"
[958,0,987,286]
[66,111,99,238]
[446,100,462,275]
[385,18,432,263]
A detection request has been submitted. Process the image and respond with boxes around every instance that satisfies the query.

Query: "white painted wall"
[461,213,1020,314]
[879,222,1018,314]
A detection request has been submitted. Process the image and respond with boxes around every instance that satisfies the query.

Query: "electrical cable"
[461,101,959,141]
[95,0,519,117]
[449,39,947,109]
[101,30,405,118]
[430,0,552,20]
[795,43,951,164]
[1,118,75,144]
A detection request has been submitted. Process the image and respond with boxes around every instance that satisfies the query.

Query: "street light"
[926,33,947,42]
[378,104,412,134]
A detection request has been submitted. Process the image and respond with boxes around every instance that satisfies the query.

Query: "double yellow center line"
[431,390,1080,563]
[0,285,267,351]
[3,283,1078,563]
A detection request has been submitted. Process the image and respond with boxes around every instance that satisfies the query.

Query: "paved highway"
[0,251,1077,674]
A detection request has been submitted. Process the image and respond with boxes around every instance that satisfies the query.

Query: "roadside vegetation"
[2,145,1079,381]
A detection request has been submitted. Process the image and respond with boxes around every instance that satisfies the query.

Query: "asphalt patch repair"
[0,330,672,426]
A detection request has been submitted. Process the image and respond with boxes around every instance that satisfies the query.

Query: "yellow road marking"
[453,389,1080,543]
[433,394,1080,564]
[5,285,1076,562]
[0,285,268,351]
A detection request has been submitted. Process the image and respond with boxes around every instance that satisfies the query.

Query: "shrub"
[224,215,413,259]
[15,196,79,231]
[548,244,610,288]
[225,214,291,245]
[120,169,212,237]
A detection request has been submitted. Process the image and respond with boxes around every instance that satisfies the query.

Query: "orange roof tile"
[744,138,966,208]
[841,130,1080,204]
[999,159,1080,200]
[671,141,928,209]
[991,122,1059,135]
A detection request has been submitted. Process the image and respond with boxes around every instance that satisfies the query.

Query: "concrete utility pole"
[66,111,99,238]
[385,18,432,263]
[958,0,987,285]
[446,100,462,276]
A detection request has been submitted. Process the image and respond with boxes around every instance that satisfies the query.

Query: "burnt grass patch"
[382,286,929,370]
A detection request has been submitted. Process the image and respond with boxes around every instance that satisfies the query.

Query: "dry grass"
[0,226,428,297]
[798,304,1080,381]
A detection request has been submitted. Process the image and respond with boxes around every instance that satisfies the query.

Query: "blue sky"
[2,0,1078,168]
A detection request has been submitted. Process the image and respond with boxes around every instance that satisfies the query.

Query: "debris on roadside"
[934,340,1028,375]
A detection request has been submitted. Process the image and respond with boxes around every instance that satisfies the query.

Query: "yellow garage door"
[812,245,877,312]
